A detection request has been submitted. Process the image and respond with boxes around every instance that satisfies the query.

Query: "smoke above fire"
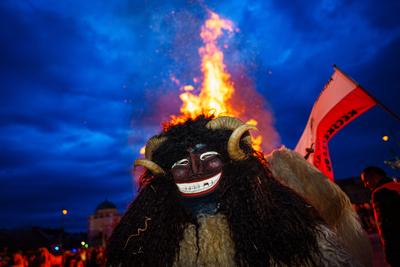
[142,10,280,154]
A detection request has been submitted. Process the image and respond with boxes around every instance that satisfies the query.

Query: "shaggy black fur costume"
[107,116,326,267]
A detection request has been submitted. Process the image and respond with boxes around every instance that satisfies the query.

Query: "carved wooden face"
[171,144,223,197]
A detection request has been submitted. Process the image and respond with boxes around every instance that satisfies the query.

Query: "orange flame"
[170,11,264,151]
[170,12,237,123]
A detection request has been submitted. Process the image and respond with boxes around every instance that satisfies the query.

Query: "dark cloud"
[269,0,320,31]
[350,0,400,30]
[0,175,133,231]
[353,36,400,111]
[0,2,99,94]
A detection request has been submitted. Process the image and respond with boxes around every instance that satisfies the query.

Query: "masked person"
[107,116,367,267]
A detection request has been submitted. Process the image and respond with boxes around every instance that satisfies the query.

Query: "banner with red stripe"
[295,67,377,179]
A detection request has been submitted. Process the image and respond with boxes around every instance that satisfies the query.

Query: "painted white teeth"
[176,173,222,194]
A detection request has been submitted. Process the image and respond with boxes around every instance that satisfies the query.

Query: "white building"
[88,200,121,246]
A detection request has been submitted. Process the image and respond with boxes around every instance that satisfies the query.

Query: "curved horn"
[228,124,258,160]
[145,136,167,160]
[206,116,244,130]
[206,116,258,160]
[134,159,166,176]
[205,116,252,144]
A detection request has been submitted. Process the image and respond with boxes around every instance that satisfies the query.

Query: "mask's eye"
[200,151,219,160]
[172,158,190,169]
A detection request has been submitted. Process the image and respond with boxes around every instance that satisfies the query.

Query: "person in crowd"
[354,203,375,233]
[10,252,28,267]
[361,166,400,267]
[30,247,52,267]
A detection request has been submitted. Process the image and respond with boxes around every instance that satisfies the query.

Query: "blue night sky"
[1,0,399,232]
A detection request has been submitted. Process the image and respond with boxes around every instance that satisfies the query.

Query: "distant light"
[84,244,89,248]
[62,209,68,215]
[54,246,60,251]
[81,241,86,246]
[382,135,389,142]
[71,248,77,253]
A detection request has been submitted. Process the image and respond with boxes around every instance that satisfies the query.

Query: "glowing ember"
[246,119,258,126]
[139,146,145,155]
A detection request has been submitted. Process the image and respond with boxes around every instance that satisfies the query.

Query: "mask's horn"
[144,136,167,160]
[134,159,166,176]
[206,116,258,161]
[134,136,167,176]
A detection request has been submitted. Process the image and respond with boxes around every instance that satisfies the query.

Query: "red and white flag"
[295,66,377,180]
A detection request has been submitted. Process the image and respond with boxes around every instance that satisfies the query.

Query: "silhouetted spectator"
[10,251,28,267]
[361,166,400,267]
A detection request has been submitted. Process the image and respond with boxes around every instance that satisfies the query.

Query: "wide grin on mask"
[171,148,223,198]
[175,172,222,197]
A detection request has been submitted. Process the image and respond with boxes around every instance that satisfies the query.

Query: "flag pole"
[333,64,400,123]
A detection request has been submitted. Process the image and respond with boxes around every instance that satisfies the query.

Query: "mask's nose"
[189,151,203,176]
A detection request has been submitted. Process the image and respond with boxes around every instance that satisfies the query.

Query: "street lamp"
[382,135,389,142]
[60,208,69,250]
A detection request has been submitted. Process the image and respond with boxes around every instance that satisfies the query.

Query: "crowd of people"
[0,246,105,267]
